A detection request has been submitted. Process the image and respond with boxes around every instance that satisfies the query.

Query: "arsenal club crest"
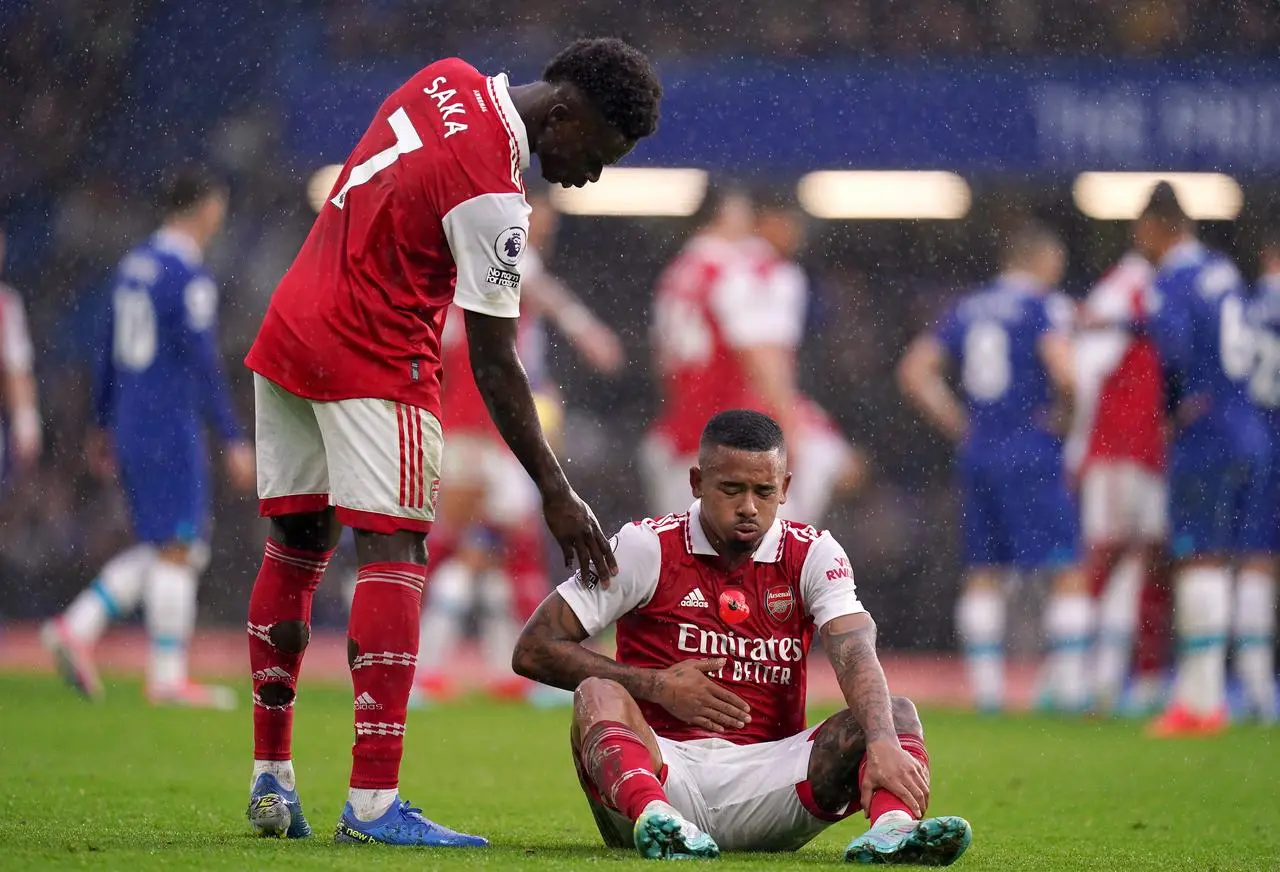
[765,585,795,622]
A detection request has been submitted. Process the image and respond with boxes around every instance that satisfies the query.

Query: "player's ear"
[780,470,792,504]
[689,465,703,499]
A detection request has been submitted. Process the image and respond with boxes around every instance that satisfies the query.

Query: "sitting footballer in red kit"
[513,410,972,864]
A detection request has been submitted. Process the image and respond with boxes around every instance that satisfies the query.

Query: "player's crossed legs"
[570,677,972,864]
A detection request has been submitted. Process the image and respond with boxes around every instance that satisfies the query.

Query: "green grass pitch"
[1,672,1277,870]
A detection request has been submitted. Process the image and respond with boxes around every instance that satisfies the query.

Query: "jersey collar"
[151,227,203,267]
[686,500,784,563]
[489,73,531,173]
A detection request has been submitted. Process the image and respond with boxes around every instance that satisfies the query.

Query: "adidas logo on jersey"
[354,692,382,711]
[680,588,710,608]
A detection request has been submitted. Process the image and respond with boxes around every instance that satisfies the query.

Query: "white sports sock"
[349,787,398,822]
[1232,568,1277,718]
[873,809,915,828]
[956,586,1006,710]
[477,570,519,676]
[144,558,199,690]
[1093,555,1143,710]
[63,544,156,643]
[416,559,473,675]
[1171,566,1231,715]
[251,759,296,792]
[1042,592,1095,711]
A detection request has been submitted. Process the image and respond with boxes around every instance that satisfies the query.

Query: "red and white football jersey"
[649,236,807,456]
[1067,253,1165,475]
[246,58,531,421]
[557,502,864,745]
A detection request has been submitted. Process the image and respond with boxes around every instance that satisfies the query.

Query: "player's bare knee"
[257,681,295,707]
[269,620,310,655]
[573,677,638,726]
[891,695,923,737]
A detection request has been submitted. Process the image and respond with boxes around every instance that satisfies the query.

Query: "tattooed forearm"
[821,615,897,744]
[512,594,664,701]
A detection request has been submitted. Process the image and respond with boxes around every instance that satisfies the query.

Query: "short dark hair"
[543,38,662,141]
[156,163,225,218]
[700,410,785,455]
[1139,181,1190,228]
[1000,221,1063,270]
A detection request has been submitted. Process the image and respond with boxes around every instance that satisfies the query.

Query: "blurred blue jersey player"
[1234,229,1280,723]
[42,165,256,707]
[1137,182,1273,736]
[899,224,1090,713]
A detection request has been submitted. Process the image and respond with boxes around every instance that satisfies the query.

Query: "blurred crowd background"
[3,0,1279,650]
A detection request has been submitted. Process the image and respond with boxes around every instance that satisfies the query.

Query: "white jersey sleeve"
[0,288,34,374]
[556,521,662,637]
[442,191,531,319]
[710,261,807,349]
[799,531,866,631]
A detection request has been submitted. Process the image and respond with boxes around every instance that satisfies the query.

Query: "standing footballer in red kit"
[513,410,972,864]
[240,39,662,847]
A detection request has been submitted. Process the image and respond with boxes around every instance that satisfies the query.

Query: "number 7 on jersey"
[330,108,423,209]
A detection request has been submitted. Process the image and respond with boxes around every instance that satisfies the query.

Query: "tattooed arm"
[821,611,930,817]
[820,612,896,744]
[511,591,666,701]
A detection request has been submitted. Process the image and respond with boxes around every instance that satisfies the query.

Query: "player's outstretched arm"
[466,310,617,577]
[821,612,930,818]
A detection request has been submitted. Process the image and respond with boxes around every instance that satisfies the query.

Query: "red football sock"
[1135,563,1172,676]
[859,733,931,823]
[348,561,425,790]
[248,538,333,761]
[580,721,667,821]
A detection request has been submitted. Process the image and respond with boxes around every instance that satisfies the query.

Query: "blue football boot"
[247,772,312,838]
[333,797,488,847]
[633,800,720,860]
[845,814,972,865]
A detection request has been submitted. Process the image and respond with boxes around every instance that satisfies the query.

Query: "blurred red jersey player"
[240,39,661,847]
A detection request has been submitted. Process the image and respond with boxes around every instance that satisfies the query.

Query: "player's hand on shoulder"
[653,658,752,734]
[223,440,256,493]
[544,488,618,584]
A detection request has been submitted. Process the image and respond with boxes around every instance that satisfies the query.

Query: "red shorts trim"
[336,505,433,535]
[796,717,860,822]
[259,494,330,517]
[794,777,857,822]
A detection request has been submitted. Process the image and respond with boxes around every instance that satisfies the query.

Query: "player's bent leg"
[571,677,718,860]
[43,542,156,700]
[246,508,337,838]
[803,700,970,867]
